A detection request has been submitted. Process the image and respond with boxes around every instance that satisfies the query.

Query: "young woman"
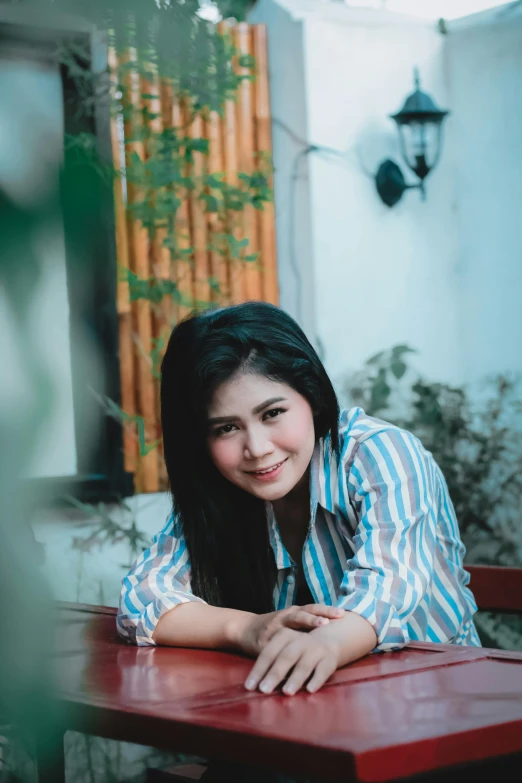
[118,302,480,700]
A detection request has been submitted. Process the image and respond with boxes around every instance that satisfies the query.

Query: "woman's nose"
[243,427,273,460]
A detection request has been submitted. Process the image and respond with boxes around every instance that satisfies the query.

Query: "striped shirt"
[117,407,480,650]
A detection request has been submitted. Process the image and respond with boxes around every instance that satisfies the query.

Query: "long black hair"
[160,302,340,613]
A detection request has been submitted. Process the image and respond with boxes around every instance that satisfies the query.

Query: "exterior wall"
[33,493,172,606]
[301,12,463,388]
[446,11,522,384]
[251,0,522,392]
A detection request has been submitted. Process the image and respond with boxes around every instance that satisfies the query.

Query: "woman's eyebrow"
[208,397,287,425]
[252,396,287,415]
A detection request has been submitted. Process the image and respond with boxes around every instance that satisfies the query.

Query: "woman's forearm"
[153,602,254,649]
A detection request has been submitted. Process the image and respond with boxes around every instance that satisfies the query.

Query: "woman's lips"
[246,458,288,482]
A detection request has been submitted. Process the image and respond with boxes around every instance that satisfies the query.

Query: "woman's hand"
[244,627,340,695]
[243,612,378,695]
[233,604,344,657]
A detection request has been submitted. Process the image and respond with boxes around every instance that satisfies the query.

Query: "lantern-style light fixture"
[375,69,449,207]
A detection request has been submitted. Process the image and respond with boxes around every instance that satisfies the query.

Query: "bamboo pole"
[141,68,172,489]
[109,48,137,475]
[171,97,195,320]
[235,23,261,301]
[253,25,278,305]
[207,110,229,305]
[190,111,211,308]
[124,48,158,493]
[219,21,243,303]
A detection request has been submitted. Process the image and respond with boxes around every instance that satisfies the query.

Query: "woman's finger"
[282,651,322,696]
[245,629,296,691]
[305,657,338,694]
[258,640,305,694]
[283,609,330,631]
[300,604,345,619]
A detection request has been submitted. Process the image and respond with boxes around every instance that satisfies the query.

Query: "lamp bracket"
[375,159,422,208]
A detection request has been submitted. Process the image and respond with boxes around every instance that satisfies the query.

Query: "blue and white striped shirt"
[117,408,480,650]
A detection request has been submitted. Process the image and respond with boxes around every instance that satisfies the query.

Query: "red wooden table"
[44,602,522,782]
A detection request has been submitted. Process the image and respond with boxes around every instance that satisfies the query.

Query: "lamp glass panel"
[399,121,441,174]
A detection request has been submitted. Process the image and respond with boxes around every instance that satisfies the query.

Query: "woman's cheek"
[209,437,240,474]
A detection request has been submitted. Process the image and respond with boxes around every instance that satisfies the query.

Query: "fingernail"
[245,679,256,690]
[307,684,317,693]
[283,684,296,695]
[260,680,273,693]
[316,618,329,625]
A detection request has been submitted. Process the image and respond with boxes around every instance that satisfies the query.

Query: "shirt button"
[286,575,295,585]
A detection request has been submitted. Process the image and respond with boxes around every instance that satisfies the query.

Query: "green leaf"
[238,54,256,69]
[208,276,221,293]
[136,417,163,457]
[370,368,391,412]
[391,344,416,360]
[367,350,385,366]
[391,360,407,380]
[201,194,220,213]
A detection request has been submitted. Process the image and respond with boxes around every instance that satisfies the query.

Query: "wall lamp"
[375,69,449,207]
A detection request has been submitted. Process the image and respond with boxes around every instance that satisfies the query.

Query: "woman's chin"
[247,481,292,502]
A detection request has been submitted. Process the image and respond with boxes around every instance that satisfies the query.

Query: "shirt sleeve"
[337,427,438,651]
[117,512,206,646]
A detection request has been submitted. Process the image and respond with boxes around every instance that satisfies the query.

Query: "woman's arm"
[117,514,206,645]
[119,513,344,650]
[153,602,254,648]
[337,428,439,650]
[154,601,345,655]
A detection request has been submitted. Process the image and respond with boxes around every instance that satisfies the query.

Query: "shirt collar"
[310,434,339,516]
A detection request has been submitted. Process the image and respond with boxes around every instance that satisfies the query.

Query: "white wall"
[252,1,464,386]
[33,493,172,606]
[446,11,522,384]
[251,0,522,393]
[303,13,463,388]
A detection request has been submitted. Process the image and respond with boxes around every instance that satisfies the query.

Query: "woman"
[118,301,479,700]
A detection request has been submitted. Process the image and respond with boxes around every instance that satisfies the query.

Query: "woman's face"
[207,372,316,502]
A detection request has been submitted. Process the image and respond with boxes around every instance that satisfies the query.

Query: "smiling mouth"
[246,458,287,476]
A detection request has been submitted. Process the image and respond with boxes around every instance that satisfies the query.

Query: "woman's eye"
[264,407,286,420]
[214,423,237,437]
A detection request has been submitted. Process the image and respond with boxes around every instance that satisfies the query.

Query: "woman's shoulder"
[338,407,408,444]
[336,407,428,464]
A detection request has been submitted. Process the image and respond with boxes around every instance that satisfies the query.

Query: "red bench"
[466,564,522,614]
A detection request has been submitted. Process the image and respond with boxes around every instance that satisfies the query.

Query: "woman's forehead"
[208,373,293,415]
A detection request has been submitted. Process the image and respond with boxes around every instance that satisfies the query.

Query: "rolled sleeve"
[337,428,437,651]
[117,513,206,646]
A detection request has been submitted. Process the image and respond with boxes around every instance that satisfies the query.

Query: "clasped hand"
[237,604,345,697]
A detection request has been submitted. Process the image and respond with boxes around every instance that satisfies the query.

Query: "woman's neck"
[272,466,311,535]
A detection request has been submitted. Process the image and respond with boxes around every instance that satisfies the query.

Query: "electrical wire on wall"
[272,117,374,350]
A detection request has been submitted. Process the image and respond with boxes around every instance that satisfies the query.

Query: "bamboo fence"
[110,23,278,493]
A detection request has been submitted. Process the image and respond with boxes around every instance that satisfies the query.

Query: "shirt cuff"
[336,590,409,651]
[132,592,207,647]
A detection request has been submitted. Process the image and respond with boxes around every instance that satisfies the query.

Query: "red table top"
[54,604,522,782]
